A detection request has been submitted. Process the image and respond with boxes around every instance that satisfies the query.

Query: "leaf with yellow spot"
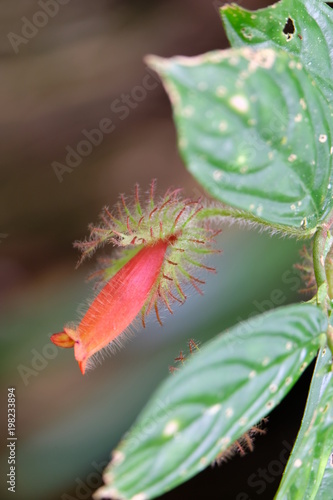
[94,304,327,500]
[147,46,333,235]
[220,0,333,106]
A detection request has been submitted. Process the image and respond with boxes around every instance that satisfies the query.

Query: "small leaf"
[275,345,333,500]
[220,0,333,105]
[147,48,333,234]
[94,304,327,500]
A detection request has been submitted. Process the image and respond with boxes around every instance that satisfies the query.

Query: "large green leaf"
[275,345,333,500]
[147,47,333,234]
[94,304,327,500]
[220,0,333,105]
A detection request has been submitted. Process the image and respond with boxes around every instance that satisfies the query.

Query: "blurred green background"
[0,1,313,499]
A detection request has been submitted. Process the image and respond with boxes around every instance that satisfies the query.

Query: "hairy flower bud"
[51,182,220,374]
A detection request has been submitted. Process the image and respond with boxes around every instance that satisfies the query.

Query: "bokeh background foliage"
[0,1,325,499]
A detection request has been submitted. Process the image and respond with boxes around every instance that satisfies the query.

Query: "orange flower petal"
[54,240,168,374]
[50,330,75,348]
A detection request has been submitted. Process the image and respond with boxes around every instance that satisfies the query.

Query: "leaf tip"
[144,54,169,75]
[93,486,119,500]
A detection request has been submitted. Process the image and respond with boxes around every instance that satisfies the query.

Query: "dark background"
[0,1,314,499]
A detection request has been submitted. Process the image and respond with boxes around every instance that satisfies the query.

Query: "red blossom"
[51,182,220,374]
[52,241,168,373]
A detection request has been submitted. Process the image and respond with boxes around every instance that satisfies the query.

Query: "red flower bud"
[51,182,220,374]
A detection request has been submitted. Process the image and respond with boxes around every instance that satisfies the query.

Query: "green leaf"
[147,47,333,234]
[220,0,333,105]
[275,345,333,500]
[315,451,333,500]
[94,304,327,500]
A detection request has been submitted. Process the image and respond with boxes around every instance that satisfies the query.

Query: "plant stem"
[313,228,328,290]
[198,206,315,238]
[312,209,333,308]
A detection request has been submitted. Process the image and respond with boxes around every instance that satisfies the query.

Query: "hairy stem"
[313,228,328,290]
[198,206,315,238]
[312,209,333,310]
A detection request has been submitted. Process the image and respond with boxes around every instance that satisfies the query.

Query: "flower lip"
[51,330,75,348]
[78,359,87,375]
